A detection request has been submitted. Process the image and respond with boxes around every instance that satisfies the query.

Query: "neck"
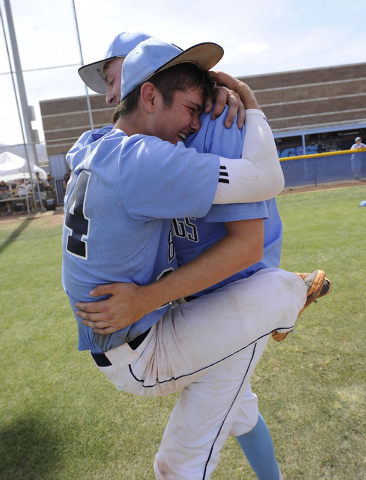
[113,110,149,137]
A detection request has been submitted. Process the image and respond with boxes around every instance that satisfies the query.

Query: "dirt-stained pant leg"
[154,337,268,480]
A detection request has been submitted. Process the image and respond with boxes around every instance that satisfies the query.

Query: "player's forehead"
[103,57,124,82]
[175,87,204,110]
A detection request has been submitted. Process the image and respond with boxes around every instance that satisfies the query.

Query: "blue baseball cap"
[78,31,152,94]
[359,200,366,207]
[121,37,224,101]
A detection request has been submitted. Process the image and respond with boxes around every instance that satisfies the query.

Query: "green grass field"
[1,185,365,480]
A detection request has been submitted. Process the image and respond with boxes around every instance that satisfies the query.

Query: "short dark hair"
[112,62,214,124]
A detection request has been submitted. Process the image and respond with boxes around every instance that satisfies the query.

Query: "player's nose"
[190,113,201,133]
[106,93,116,105]
[105,86,118,106]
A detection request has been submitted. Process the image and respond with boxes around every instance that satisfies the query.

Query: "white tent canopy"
[0,151,47,183]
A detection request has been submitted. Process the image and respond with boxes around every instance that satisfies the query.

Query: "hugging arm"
[209,72,284,204]
[205,85,245,130]
[76,219,264,334]
[76,73,280,334]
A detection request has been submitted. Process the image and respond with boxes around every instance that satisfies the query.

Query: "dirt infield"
[0,206,64,227]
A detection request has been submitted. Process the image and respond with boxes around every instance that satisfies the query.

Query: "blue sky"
[0,0,365,146]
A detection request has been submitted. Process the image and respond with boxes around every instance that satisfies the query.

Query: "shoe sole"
[294,272,332,299]
[298,270,326,315]
[272,270,330,342]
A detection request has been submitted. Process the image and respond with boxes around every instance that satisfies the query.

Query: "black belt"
[91,328,151,367]
[185,295,198,302]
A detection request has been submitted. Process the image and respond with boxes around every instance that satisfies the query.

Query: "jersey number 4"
[65,171,91,260]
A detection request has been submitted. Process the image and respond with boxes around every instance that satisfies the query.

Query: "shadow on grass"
[0,415,61,480]
[0,220,31,254]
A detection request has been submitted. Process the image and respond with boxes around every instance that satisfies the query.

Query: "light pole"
[1,1,38,212]
[3,0,40,170]
[72,0,94,129]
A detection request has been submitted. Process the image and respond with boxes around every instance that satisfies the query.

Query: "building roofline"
[238,61,366,80]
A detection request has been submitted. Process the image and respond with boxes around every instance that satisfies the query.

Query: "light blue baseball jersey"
[173,108,283,297]
[62,126,222,353]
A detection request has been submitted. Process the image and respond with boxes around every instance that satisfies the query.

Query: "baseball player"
[350,136,366,180]
[79,32,245,130]
[62,38,311,480]
[77,30,330,333]
[76,34,329,478]
[76,33,331,479]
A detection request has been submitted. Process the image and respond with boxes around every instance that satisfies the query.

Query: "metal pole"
[4,0,40,170]
[302,134,307,156]
[0,3,36,212]
[71,0,94,129]
[302,134,308,180]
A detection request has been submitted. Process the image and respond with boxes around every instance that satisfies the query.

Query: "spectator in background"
[0,180,12,215]
[17,178,27,197]
[350,136,366,180]
[45,173,54,191]
[34,172,46,212]
[34,172,45,192]
[63,172,70,196]
[15,179,29,213]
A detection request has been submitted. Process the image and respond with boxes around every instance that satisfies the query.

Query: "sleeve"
[67,128,109,170]
[212,110,284,204]
[203,201,268,223]
[186,108,269,222]
[120,136,221,220]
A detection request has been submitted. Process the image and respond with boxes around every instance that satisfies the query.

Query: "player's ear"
[140,82,157,113]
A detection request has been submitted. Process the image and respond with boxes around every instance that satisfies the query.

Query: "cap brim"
[123,42,223,100]
[78,57,119,94]
[156,42,223,77]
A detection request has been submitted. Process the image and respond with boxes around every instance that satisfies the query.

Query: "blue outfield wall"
[280,149,366,188]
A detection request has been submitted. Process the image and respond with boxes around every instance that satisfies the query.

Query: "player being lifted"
[65,35,332,478]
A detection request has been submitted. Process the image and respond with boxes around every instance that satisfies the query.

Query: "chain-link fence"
[281,149,366,188]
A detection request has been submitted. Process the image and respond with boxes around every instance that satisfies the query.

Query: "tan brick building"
[40,61,366,161]
[238,62,366,158]
[40,95,114,158]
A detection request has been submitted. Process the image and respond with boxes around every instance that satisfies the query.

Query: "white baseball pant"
[92,268,306,479]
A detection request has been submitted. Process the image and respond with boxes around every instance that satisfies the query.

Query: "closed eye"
[187,102,202,115]
[104,74,114,87]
